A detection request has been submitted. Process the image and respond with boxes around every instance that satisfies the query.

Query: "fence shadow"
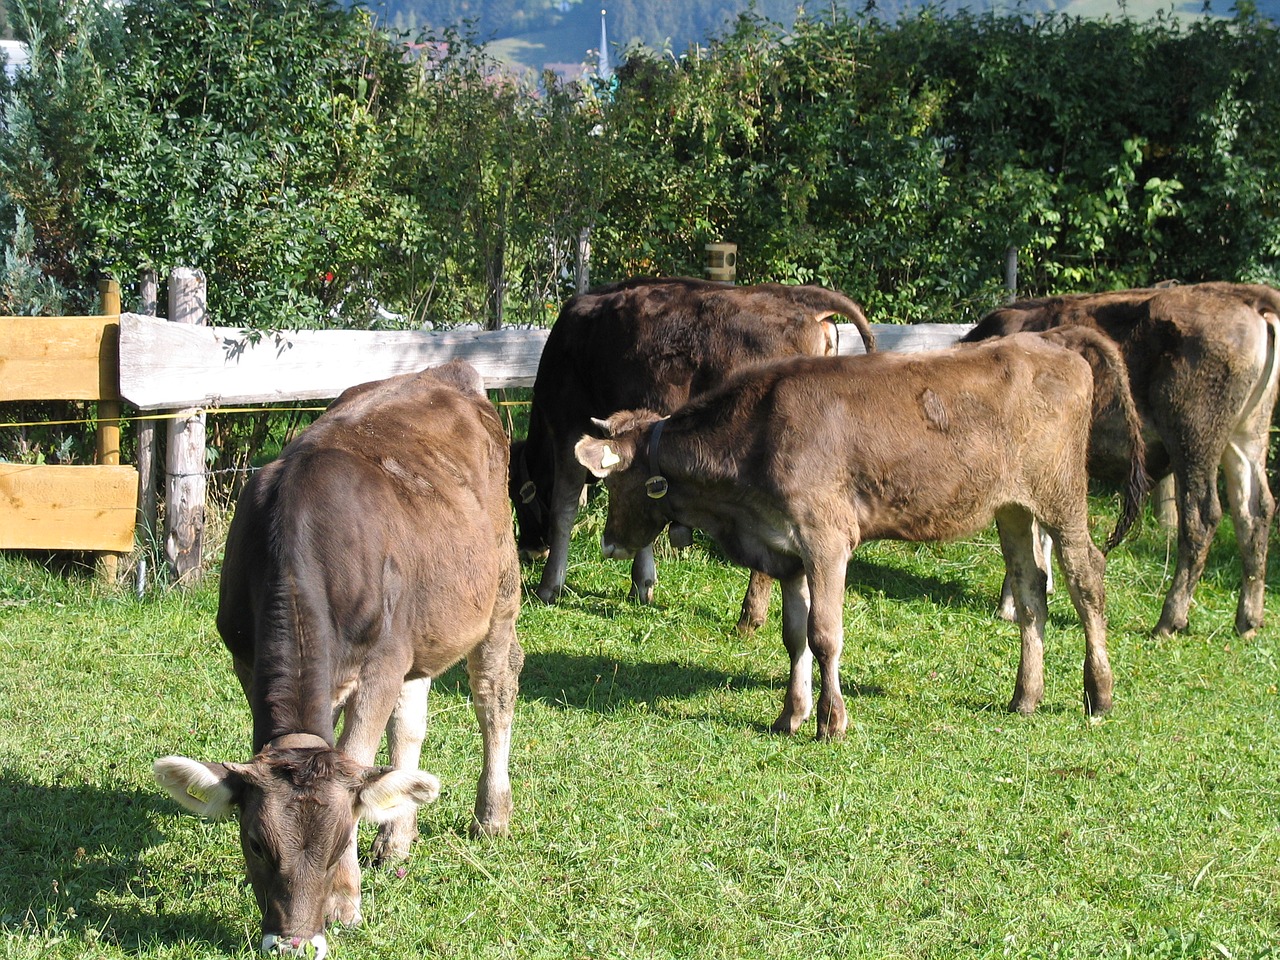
[0,771,244,955]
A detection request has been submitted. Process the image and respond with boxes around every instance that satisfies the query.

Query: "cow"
[512,276,877,621]
[153,359,523,959]
[962,282,1280,638]
[574,331,1147,739]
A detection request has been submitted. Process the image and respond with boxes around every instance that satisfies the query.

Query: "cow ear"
[575,435,632,478]
[354,768,441,825]
[153,756,242,820]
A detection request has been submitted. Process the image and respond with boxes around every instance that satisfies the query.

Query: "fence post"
[575,227,591,294]
[136,270,159,557]
[96,279,123,583]
[1004,245,1018,300]
[164,267,208,585]
[705,242,737,283]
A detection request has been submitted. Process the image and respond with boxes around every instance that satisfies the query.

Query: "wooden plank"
[835,322,972,355]
[0,315,121,401]
[119,313,974,411]
[118,313,552,409]
[0,463,138,551]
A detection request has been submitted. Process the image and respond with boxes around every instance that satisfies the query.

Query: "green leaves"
[1,1,1277,333]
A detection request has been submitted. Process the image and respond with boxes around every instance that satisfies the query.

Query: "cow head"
[509,439,551,562]
[574,410,672,562]
[153,743,440,958]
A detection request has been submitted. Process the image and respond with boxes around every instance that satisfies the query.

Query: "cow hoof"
[469,819,511,839]
[370,834,414,867]
[1007,698,1039,716]
[735,615,762,635]
[1084,697,1113,717]
[1235,616,1261,639]
[628,580,655,605]
[323,895,362,930]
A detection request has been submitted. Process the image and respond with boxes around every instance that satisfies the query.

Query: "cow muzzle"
[518,545,550,563]
[262,933,327,959]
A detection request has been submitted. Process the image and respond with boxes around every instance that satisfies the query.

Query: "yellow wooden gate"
[0,281,137,562]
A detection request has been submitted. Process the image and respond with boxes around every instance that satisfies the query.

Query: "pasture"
[1,492,1277,959]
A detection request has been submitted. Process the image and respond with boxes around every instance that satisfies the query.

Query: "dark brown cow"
[154,359,523,959]
[575,332,1146,738]
[962,282,1280,637]
[512,276,875,613]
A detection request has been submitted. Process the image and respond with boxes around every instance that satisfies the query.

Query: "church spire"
[598,8,612,80]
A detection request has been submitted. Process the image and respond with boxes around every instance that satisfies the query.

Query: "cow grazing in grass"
[512,276,876,618]
[962,282,1280,637]
[154,359,523,959]
[575,332,1146,738]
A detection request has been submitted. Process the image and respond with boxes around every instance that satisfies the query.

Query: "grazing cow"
[575,332,1146,738]
[512,276,876,615]
[962,282,1280,637]
[154,359,523,959]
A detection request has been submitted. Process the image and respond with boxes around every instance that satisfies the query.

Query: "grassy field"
[0,492,1277,960]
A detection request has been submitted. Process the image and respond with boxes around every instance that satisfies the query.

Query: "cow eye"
[246,836,267,862]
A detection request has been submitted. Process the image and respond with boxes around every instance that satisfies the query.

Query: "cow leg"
[1222,434,1274,638]
[997,507,1050,715]
[807,551,849,741]
[368,676,433,865]
[534,460,590,604]
[771,574,813,735]
[1051,525,1112,717]
[996,521,1054,623]
[329,671,410,925]
[1155,467,1223,637]
[628,544,658,604]
[736,571,775,633]
[465,588,523,837]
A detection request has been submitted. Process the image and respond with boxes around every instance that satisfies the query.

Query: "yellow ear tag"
[187,784,209,803]
[600,446,621,468]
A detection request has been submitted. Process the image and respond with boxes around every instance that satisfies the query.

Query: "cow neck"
[644,418,670,500]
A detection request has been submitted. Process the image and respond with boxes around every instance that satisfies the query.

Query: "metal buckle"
[519,481,537,504]
[645,476,668,499]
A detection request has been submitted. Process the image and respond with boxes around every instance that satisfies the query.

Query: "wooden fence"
[0,280,138,579]
[4,269,975,582]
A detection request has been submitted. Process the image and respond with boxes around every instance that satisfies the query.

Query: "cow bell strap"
[267,732,331,751]
[646,418,669,499]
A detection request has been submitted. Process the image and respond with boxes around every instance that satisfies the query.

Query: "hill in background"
[353,0,1280,77]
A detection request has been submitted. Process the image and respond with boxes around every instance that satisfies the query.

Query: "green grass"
[1,493,1277,959]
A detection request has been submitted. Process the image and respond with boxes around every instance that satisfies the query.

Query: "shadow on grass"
[516,650,886,718]
[517,650,771,712]
[0,772,243,955]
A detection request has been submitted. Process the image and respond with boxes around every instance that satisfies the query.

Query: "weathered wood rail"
[118,314,972,409]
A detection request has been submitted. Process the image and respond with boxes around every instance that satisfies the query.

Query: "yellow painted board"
[0,315,122,401]
[0,463,137,551]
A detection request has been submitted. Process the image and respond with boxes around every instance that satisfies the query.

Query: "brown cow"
[962,282,1280,637]
[512,276,875,618]
[154,359,523,959]
[575,332,1146,738]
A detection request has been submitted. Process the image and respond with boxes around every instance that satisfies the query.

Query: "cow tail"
[1239,309,1280,431]
[807,289,876,355]
[838,296,877,355]
[1090,334,1150,553]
